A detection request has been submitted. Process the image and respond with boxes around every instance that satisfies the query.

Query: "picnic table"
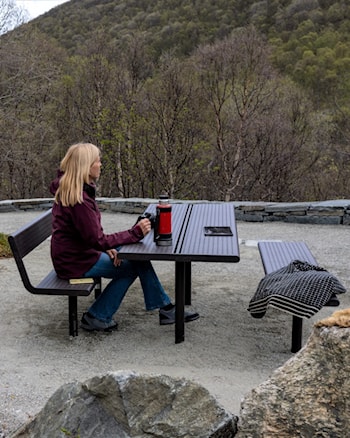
[118,202,240,343]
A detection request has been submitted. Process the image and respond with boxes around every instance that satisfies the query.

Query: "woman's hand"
[107,249,122,266]
[137,218,152,236]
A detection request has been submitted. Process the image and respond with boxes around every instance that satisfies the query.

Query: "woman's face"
[89,157,102,182]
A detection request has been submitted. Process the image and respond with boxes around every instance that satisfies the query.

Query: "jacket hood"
[50,170,96,199]
[50,170,63,195]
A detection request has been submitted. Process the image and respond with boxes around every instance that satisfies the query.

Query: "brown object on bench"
[7,209,101,337]
[258,241,317,353]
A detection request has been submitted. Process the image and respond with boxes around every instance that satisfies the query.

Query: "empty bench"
[8,209,101,337]
[257,241,338,353]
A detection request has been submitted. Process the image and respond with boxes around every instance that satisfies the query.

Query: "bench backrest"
[8,209,52,293]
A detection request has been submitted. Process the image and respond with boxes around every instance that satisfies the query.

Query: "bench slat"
[37,270,97,297]
[258,241,317,274]
[9,209,52,258]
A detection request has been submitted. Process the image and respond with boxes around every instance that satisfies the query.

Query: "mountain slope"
[22,0,256,56]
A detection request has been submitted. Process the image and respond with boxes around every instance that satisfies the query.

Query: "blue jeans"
[84,251,171,323]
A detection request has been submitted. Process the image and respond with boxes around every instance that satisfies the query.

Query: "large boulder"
[237,308,350,437]
[11,370,238,438]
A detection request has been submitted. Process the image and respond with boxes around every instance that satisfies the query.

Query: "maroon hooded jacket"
[50,172,144,279]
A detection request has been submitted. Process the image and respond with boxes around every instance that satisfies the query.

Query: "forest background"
[1,0,350,202]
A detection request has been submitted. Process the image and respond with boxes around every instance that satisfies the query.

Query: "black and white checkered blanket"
[248,260,346,319]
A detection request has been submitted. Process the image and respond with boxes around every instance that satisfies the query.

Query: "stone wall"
[1,198,350,225]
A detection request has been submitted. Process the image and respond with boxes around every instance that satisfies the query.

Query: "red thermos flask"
[154,194,172,246]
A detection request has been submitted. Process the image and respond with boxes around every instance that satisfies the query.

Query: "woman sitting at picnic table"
[49,142,199,332]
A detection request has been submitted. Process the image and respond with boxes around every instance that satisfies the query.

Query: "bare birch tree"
[0,0,28,35]
[142,53,205,198]
[194,26,276,201]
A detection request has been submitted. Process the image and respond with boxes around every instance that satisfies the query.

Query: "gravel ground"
[1,211,349,436]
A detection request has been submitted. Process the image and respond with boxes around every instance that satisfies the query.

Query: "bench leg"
[68,296,78,337]
[291,316,303,353]
[94,277,102,299]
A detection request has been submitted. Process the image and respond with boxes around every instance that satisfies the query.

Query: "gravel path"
[1,211,349,436]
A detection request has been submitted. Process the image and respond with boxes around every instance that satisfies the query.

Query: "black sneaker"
[81,312,118,332]
[159,306,200,325]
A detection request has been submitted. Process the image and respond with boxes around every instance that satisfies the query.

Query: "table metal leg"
[184,262,191,305]
[175,261,185,343]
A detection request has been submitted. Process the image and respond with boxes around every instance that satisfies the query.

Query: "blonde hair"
[55,143,100,207]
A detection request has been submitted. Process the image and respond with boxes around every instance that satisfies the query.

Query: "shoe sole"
[81,323,118,332]
[159,319,176,325]
[185,313,200,322]
[160,313,200,325]
[81,317,118,332]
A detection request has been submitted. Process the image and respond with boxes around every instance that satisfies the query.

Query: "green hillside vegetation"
[1,0,350,202]
[25,0,350,104]
[29,0,255,56]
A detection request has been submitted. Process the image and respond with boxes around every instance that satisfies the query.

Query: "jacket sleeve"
[69,198,144,250]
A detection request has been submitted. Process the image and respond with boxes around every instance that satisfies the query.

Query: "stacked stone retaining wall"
[1,198,350,225]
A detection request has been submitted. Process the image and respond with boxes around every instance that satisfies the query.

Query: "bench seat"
[258,241,317,274]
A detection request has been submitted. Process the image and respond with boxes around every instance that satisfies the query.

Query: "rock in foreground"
[11,370,238,438]
[237,308,350,437]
